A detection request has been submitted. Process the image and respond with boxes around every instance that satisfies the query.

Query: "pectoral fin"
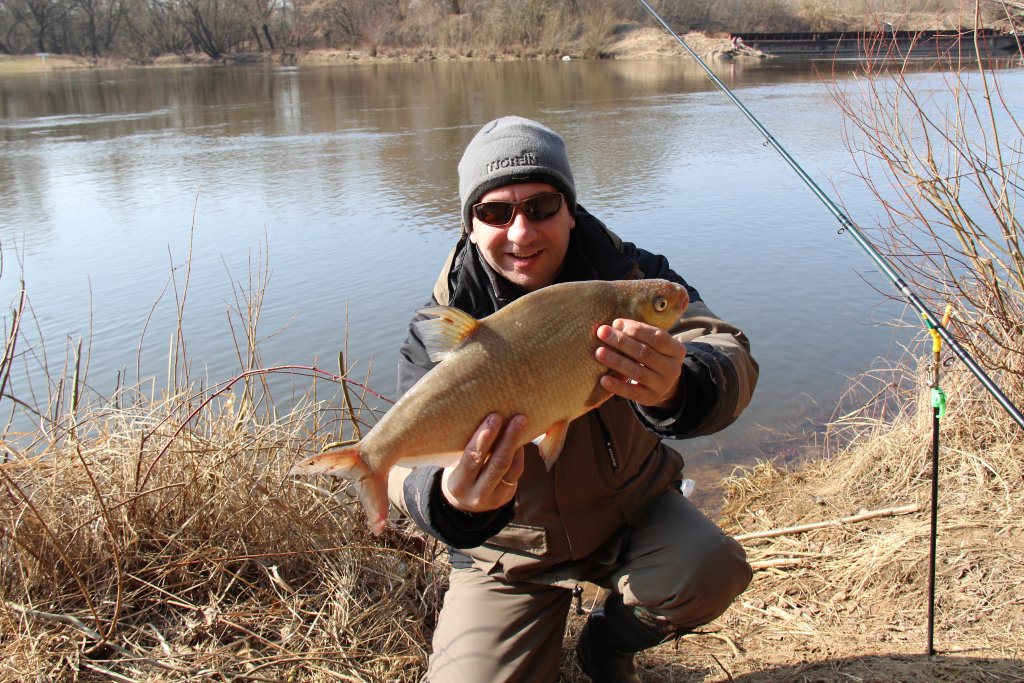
[534,420,569,471]
[584,383,612,411]
[289,445,391,535]
[413,306,482,362]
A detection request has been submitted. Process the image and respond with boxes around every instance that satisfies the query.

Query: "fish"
[290,278,689,534]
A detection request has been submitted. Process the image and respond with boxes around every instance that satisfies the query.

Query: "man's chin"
[501,268,550,292]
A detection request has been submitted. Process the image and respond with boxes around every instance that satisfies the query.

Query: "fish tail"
[290,445,390,535]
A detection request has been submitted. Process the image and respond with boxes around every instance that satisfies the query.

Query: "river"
[2,56,1019,500]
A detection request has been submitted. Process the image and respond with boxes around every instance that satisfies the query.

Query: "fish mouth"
[675,285,689,312]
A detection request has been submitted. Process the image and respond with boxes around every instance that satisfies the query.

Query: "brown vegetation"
[3,258,1020,682]
[0,258,442,680]
[0,0,1020,65]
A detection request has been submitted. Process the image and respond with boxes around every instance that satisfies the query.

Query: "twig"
[6,601,193,672]
[338,350,363,442]
[0,282,26,421]
[135,364,390,491]
[699,631,742,657]
[708,651,734,681]
[79,661,140,683]
[735,503,922,542]
[6,600,103,639]
[750,558,806,571]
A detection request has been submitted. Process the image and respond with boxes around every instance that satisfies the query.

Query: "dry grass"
[2,268,1022,683]
[0,349,445,680]
[0,235,449,681]
[0,54,96,75]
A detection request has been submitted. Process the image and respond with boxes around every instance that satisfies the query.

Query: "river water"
[2,57,1019,496]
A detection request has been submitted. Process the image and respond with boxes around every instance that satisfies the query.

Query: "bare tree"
[172,0,250,59]
[0,0,31,53]
[22,0,67,51]
[122,0,190,57]
[72,0,127,56]
[237,0,278,50]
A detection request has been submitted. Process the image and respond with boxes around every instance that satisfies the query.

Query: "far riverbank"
[0,28,744,75]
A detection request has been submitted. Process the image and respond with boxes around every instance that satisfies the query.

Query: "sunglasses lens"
[473,202,515,226]
[472,193,564,227]
[523,193,563,221]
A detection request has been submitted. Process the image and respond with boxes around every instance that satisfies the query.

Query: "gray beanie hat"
[458,116,577,231]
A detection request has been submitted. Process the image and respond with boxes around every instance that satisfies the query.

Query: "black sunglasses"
[471,192,564,228]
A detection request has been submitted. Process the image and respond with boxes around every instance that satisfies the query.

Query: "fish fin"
[355,471,390,536]
[584,384,612,411]
[535,420,569,471]
[289,445,390,535]
[413,306,481,362]
[289,444,370,479]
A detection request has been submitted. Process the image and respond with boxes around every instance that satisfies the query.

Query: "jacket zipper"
[596,412,619,473]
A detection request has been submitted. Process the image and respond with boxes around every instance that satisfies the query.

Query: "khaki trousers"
[423,490,752,683]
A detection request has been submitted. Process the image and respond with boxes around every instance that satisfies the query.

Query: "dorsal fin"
[413,306,481,362]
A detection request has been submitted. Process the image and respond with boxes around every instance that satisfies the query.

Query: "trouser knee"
[633,534,752,631]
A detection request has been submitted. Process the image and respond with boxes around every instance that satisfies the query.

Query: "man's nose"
[504,211,537,241]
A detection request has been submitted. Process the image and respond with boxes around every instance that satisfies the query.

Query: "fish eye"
[654,296,668,312]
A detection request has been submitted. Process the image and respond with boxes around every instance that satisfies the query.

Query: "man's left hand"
[595,319,686,410]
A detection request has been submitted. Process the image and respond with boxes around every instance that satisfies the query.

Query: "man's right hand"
[441,413,527,513]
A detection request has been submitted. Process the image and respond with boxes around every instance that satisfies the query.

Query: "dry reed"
[0,382,448,681]
[0,252,445,681]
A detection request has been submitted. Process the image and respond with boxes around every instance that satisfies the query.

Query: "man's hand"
[595,319,686,410]
[441,413,527,513]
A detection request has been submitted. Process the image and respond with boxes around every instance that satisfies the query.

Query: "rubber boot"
[575,593,669,683]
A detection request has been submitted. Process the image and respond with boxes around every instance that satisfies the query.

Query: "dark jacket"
[385,208,758,582]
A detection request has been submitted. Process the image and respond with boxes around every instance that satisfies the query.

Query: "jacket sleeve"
[386,302,514,547]
[624,243,759,439]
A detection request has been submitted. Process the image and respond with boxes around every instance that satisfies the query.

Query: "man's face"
[469,182,574,292]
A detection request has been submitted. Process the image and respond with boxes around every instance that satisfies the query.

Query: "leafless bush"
[830,1,1024,408]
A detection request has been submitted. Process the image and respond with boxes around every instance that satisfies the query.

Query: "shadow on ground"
[631,653,1024,682]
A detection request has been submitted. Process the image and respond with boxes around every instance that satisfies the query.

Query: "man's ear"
[468,226,478,243]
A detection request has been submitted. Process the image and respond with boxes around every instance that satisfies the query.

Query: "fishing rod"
[637,0,1024,431]
[924,305,952,656]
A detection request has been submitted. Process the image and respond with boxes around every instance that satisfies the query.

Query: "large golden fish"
[291,278,688,534]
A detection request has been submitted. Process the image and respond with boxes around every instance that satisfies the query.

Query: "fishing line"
[637,0,1024,431]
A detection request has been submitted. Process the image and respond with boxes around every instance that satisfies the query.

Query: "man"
[387,116,758,682]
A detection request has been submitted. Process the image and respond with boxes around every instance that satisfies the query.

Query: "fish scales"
[291,278,688,533]
[363,285,614,463]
